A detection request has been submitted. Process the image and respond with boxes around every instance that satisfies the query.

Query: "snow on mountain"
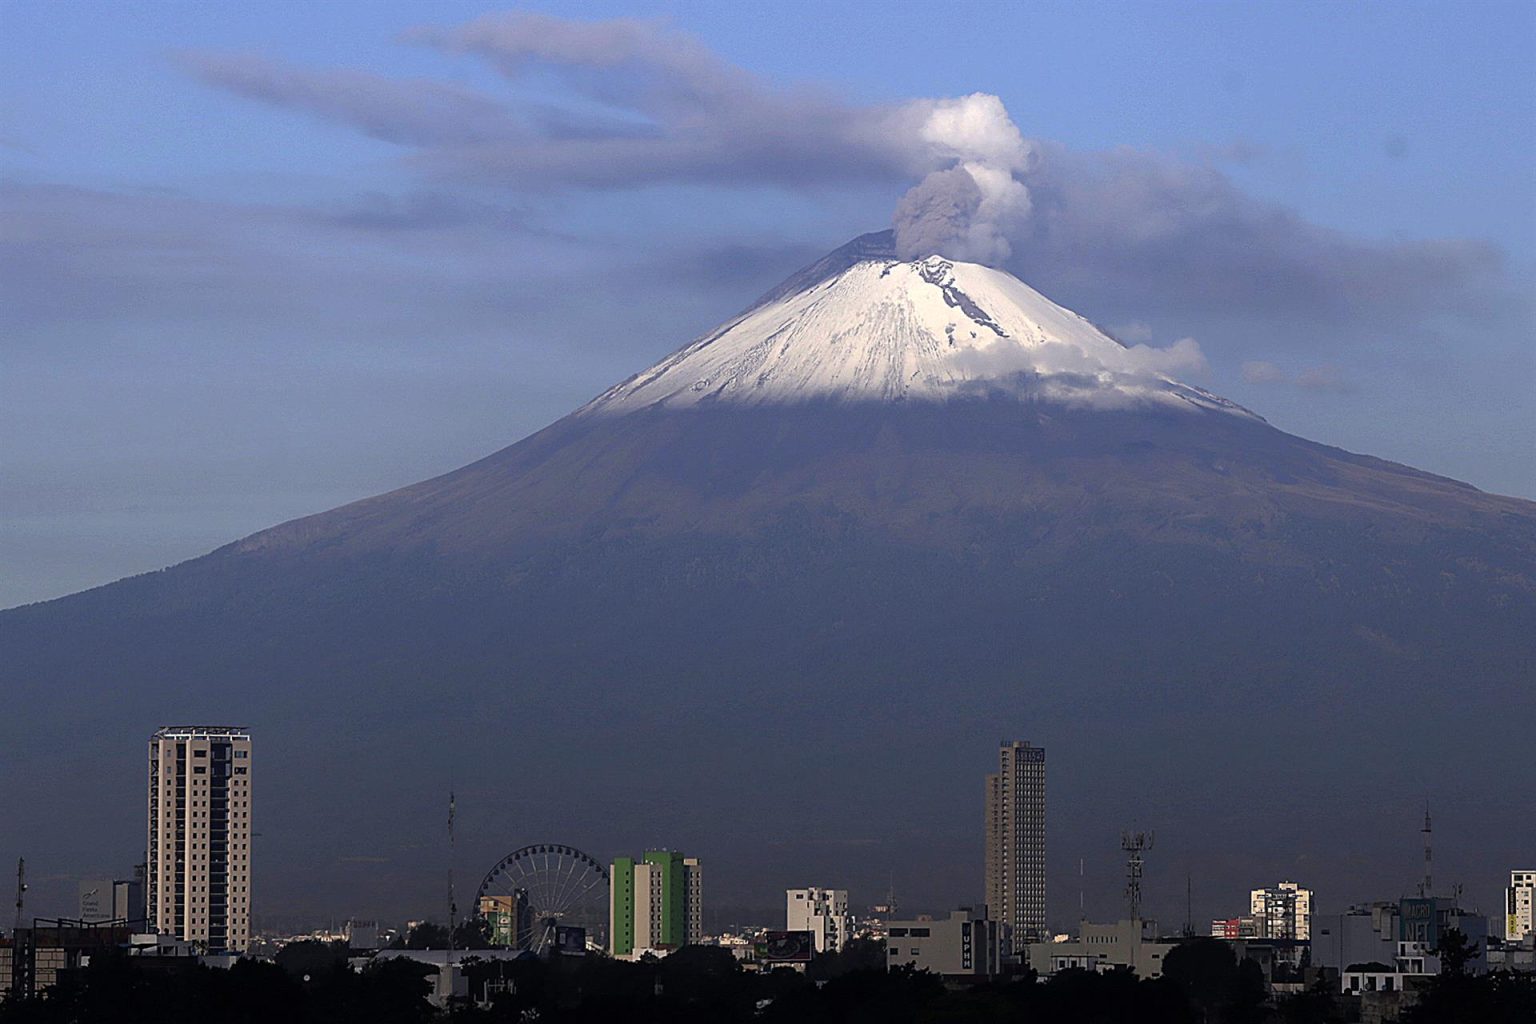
[586,232,1255,419]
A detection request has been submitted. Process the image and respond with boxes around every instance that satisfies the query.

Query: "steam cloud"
[892,94,1035,265]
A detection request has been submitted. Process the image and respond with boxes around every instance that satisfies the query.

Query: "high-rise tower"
[985,740,1046,942]
[147,726,252,951]
[608,850,702,957]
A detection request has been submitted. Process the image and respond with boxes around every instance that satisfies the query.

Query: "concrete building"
[479,890,533,949]
[609,851,702,957]
[886,907,1011,979]
[1507,870,1535,941]
[78,880,112,923]
[2,920,142,1000]
[78,874,144,925]
[985,740,1046,942]
[344,920,381,951]
[1023,918,1178,979]
[1210,917,1260,940]
[1251,880,1312,941]
[1312,898,1489,979]
[786,888,851,954]
[113,875,145,924]
[147,725,253,952]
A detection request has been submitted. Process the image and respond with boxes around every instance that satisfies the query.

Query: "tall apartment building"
[1250,880,1313,941]
[609,851,702,957]
[1508,870,1536,941]
[985,740,1046,942]
[786,887,851,953]
[147,726,252,952]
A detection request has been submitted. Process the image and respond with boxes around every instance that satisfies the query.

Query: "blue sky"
[3,0,1533,607]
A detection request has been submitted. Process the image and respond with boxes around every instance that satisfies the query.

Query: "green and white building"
[609,851,703,957]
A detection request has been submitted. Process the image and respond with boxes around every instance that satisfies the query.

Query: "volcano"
[4,232,1533,924]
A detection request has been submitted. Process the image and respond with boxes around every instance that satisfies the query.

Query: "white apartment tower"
[786,887,851,953]
[1250,880,1313,941]
[1508,870,1535,941]
[985,740,1046,942]
[148,726,252,952]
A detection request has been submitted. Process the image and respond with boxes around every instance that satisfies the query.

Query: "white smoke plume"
[892,94,1036,265]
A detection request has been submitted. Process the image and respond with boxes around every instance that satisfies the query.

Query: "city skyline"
[13,731,1521,941]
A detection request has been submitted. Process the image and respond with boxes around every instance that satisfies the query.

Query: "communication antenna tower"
[448,790,458,955]
[1185,871,1194,938]
[1078,858,1085,924]
[1419,803,1433,897]
[13,859,24,937]
[1121,831,1155,922]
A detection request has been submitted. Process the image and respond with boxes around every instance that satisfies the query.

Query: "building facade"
[1250,880,1312,941]
[886,907,1011,979]
[1023,918,1176,979]
[985,740,1046,942]
[147,726,252,952]
[1508,870,1535,941]
[1311,899,1489,980]
[786,887,851,953]
[609,851,702,957]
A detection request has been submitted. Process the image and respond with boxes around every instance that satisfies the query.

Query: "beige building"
[985,740,1046,942]
[786,887,851,953]
[1024,918,1177,979]
[886,907,1012,978]
[1250,880,1312,941]
[148,726,252,952]
[1508,870,1535,941]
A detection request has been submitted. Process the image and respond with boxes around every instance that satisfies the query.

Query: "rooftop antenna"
[1185,871,1194,938]
[1078,858,1085,925]
[1122,831,1155,923]
[13,858,24,937]
[1419,802,1433,898]
[448,790,458,956]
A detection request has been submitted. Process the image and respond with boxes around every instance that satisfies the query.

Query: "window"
[910,928,930,937]
[888,928,907,938]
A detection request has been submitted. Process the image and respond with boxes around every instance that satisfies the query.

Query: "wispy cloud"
[173,12,1522,346]
[1242,360,1355,392]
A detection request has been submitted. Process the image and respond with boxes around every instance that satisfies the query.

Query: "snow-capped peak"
[583,231,1255,418]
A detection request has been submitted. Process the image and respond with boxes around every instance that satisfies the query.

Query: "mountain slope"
[3,235,1533,926]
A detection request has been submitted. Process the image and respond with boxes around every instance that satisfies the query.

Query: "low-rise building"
[1210,917,1260,940]
[1312,898,1489,982]
[1023,918,1177,979]
[886,907,1011,979]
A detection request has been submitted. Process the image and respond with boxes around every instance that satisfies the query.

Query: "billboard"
[554,926,587,956]
[755,930,814,963]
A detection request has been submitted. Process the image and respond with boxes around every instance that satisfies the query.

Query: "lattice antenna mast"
[448,790,458,956]
[1121,831,1155,922]
[13,858,24,937]
[1079,858,1085,924]
[1419,803,1433,898]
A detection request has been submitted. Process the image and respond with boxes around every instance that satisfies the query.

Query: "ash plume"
[892,94,1035,265]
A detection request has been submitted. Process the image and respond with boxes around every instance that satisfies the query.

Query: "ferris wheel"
[473,844,609,953]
